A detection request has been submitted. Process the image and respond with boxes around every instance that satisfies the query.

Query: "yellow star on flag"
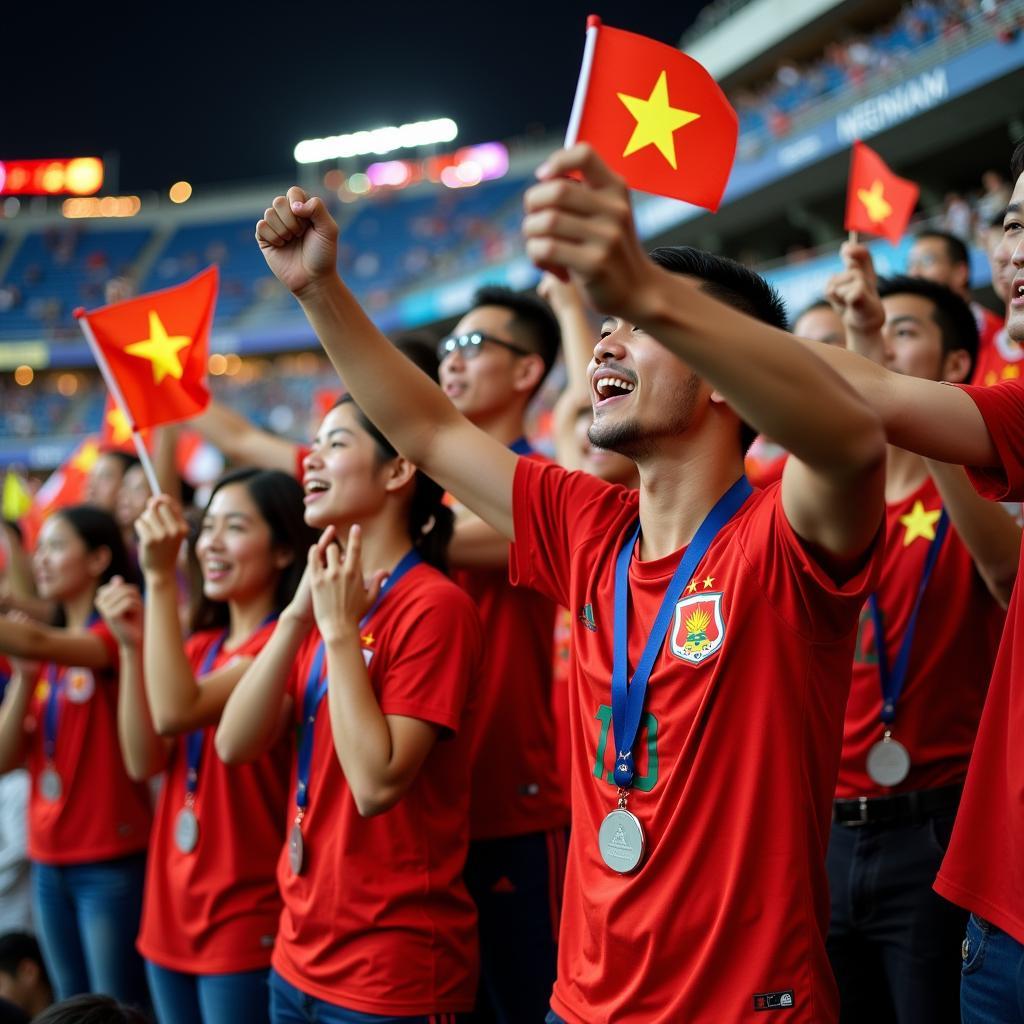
[899,500,942,546]
[70,440,100,474]
[617,70,700,170]
[857,180,893,225]
[686,580,699,594]
[106,407,133,445]
[125,311,192,385]
[702,576,715,589]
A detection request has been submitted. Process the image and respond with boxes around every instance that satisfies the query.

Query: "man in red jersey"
[253,143,887,1024]
[907,230,1007,387]
[823,253,1019,1022]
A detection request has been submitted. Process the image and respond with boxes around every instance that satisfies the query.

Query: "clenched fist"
[256,186,340,296]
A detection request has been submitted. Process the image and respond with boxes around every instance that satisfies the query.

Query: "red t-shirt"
[837,477,1003,798]
[451,551,567,839]
[137,621,289,973]
[970,304,1016,388]
[272,562,482,1016]
[25,620,152,863]
[510,460,881,1024]
[934,379,1024,942]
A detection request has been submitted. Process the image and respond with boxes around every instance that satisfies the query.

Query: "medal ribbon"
[293,548,423,813]
[184,613,278,800]
[611,477,752,787]
[868,509,949,725]
[508,437,533,456]
[43,611,99,761]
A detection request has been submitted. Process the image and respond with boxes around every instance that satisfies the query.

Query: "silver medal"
[39,768,62,802]
[289,822,305,875]
[866,734,911,787]
[174,807,200,854]
[598,807,645,874]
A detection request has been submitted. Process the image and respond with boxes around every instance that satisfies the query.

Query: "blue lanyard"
[868,509,949,724]
[509,436,533,456]
[294,548,423,812]
[43,612,99,760]
[184,613,277,798]
[611,477,752,788]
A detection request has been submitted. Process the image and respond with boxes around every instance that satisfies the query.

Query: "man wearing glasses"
[435,287,570,1024]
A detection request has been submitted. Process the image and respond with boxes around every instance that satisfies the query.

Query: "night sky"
[7,4,708,193]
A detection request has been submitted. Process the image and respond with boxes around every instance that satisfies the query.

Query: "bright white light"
[294,117,458,164]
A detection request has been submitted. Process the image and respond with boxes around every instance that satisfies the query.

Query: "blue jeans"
[544,1015,566,1024]
[32,853,149,1009]
[464,829,566,1024]
[269,969,462,1023]
[147,961,270,1024]
[826,812,966,1023]
[961,914,1024,1022]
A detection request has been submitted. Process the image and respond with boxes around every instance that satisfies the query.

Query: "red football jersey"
[272,562,482,1016]
[934,379,1024,942]
[137,621,289,973]
[25,619,152,863]
[837,477,1004,798]
[451,555,567,839]
[971,312,1022,388]
[510,459,880,1024]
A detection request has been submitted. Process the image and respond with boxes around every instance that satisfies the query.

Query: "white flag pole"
[75,311,162,496]
[564,15,602,148]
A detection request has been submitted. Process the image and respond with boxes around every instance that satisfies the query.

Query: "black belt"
[832,783,962,828]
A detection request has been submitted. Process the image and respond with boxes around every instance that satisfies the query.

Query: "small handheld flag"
[844,141,919,245]
[565,16,738,210]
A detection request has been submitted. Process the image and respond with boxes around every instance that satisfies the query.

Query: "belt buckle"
[846,796,870,827]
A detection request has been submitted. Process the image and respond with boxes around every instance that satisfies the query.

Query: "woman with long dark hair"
[217,398,483,1024]
[96,469,316,1024]
[0,506,151,1007]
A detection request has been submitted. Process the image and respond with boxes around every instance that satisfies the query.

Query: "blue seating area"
[0,226,151,336]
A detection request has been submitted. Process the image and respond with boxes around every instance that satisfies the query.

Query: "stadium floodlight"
[294,118,458,164]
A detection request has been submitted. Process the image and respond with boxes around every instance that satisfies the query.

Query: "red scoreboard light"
[0,157,104,196]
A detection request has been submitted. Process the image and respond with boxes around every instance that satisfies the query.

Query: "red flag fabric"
[844,141,920,244]
[100,395,150,453]
[573,18,738,210]
[21,437,101,547]
[77,267,217,431]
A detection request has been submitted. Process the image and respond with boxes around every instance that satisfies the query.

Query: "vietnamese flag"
[568,16,738,210]
[844,141,919,244]
[20,437,102,547]
[100,395,150,453]
[76,267,217,431]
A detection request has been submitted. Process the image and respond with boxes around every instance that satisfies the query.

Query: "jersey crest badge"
[670,593,725,664]
[65,668,95,704]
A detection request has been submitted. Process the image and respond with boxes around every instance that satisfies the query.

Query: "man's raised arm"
[255,188,517,539]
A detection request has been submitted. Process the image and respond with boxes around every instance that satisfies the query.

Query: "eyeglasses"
[436,331,532,362]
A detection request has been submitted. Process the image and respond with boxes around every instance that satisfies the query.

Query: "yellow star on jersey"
[125,311,192,385]
[686,580,699,594]
[899,500,942,546]
[106,407,133,445]
[857,180,893,224]
[1003,364,1020,380]
[702,576,715,589]
[361,633,374,647]
[617,71,700,170]
[70,440,100,474]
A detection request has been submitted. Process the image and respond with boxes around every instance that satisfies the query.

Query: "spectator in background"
[941,192,974,242]
[794,299,847,348]
[84,452,137,514]
[977,170,1012,229]
[0,932,52,1018]
[907,230,1005,386]
[30,994,147,1024]
[0,766,32,937]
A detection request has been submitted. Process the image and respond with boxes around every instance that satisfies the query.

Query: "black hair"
[1011,137,1024,184]
[471,285,561,381]
[648,246,788,451]
[333,396,454,572]
[392,332,440,383]
[191,468,318,634]
[52,505,141,595]
[96,450,140,474]
[0,932,47,981]
[877,274,979,376]
[913,229,970,269]
[30,995,148,1024]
